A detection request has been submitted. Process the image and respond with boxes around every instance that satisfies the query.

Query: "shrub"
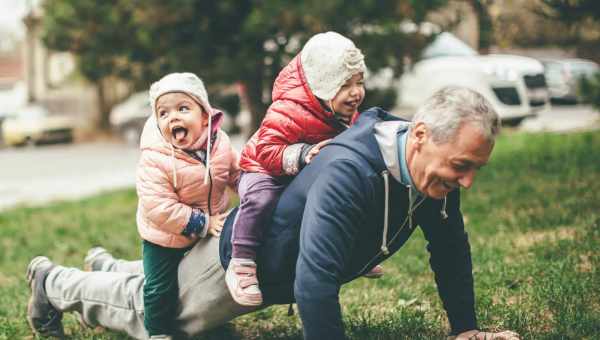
[579,72,600,110]
[362,87,398,112]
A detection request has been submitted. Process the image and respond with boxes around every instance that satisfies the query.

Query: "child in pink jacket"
[136,72,239,339]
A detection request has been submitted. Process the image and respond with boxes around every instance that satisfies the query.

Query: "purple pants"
[231,172,288,259]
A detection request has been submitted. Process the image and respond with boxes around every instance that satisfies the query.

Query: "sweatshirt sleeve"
[136,151,193,235]
[419,189,478,335]
[294,159,370,340]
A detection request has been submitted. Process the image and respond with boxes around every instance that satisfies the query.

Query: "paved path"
[0,136,244,211]
[520,105,600,133]
[1,105,598,211]
[0,142,140,210]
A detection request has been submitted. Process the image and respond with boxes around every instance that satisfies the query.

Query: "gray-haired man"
[27,87,520,340]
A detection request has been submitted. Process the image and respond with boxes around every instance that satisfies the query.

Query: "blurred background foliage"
[38,0,600,132]
[580,73,600,110]
[539,0,600,108]
[40,0,448,132]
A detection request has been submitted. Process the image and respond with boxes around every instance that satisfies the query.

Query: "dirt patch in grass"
[0,273,16,287]
[513,227,577,249]
[577,252,594,273]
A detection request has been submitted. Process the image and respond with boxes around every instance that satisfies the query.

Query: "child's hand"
[207,212,227,237]
[305,139,332,164]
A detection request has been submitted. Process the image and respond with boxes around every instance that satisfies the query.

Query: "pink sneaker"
[225,258,263,306]
[363,264,384,279]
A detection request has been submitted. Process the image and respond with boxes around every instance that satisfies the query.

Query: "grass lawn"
[1,130,599,339]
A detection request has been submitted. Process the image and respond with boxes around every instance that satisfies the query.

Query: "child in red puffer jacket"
[226,32,382,307]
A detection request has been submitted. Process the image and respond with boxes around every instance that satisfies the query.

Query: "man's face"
[409,122,494,199]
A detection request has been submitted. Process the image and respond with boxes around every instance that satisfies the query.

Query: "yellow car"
[2,105,74,147]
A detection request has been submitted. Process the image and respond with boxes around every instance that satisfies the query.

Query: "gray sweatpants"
[45,237,259,339]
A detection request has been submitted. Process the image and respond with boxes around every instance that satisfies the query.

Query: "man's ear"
[412,122,428,149]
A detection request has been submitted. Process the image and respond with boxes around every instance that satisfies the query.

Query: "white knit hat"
[149,72,213,116]
[300,31,366,101]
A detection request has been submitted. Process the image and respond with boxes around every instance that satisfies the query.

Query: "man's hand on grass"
[449,329,520,340]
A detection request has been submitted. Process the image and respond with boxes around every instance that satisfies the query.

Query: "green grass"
[1,130,599,339]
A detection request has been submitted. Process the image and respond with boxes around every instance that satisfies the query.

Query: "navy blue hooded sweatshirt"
[220,107,477,339]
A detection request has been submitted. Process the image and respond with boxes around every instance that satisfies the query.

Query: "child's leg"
[142,240,186,337]
[231,172,287,259]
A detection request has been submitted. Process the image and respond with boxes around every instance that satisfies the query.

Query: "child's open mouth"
[343,101,359,110]
[172,127,188,141]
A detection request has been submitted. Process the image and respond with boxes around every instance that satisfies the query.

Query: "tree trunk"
[240,48,268,135]
[96,79,111,131]
[468,0,494,54]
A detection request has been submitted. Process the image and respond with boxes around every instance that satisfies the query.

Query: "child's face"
[155,92,207,149]
[327,73,365,117]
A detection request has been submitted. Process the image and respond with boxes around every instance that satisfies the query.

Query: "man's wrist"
[448,329,480,340]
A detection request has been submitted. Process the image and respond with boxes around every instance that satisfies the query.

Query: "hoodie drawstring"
[380,170,425,257]
[204,111,212,185]
[441,196,448,219]
[203,112,213,231]
[360,170,427,277]
[169,144,178,189]
[380,170,390,256]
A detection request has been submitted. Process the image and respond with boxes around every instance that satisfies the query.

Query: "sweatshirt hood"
[327,107,400,172]
[373,120,411,183]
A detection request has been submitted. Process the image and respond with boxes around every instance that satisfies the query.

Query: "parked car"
[0,114,6,146]
[1,104,74,147]
[109,92,151,145]
[0,81,27,145]
[540,58,600,103]
[110,91,236,145]
[396,33,550,125]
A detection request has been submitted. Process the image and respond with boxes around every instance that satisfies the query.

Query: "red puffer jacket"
[240,55,358,176]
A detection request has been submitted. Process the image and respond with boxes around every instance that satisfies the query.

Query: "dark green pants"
[142,240,188,336]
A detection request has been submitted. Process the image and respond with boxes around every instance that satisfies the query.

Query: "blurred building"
[23,2,76,103]
[13,0,98,136]
[0,28,26,116]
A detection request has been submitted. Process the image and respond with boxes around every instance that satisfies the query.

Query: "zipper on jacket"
[207,169,213,217]
[356,171,426,277]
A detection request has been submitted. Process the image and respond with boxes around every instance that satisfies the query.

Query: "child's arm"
[254,103,309,176]
[136,151,206,237]
[301,138,331,165]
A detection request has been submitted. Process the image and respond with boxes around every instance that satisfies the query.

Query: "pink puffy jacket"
[136,115,240,248]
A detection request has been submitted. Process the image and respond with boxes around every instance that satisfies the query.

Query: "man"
[26,87,520,340]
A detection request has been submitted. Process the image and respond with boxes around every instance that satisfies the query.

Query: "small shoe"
[225,258,263,306]
[84,246,113,271]
[363,264,384,279]
[26,256,65,339]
